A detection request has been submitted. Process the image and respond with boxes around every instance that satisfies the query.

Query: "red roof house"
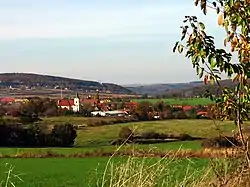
[0,97,15,104]
[58,99,75,107]
[81,99,98,105]
[182,105,193,111]
[197,111,208,117]
[58,97,80,112]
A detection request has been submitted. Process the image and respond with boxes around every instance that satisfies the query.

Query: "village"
[0,93,209,120]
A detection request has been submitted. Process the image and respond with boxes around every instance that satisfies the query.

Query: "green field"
[31,117,237,147]
[133,98,213,106]
[76,119,236,146]
[0,118,237,155]
[0,157,209,187]
[0,118,239,186]
[0,140,202,157]
[40,117,238,147]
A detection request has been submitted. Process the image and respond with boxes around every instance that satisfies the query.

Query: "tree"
[174,0,250,166]
[50,124,77,146]
[132,101,153,121]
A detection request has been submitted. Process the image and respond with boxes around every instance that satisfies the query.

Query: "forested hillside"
[0,73,134,95]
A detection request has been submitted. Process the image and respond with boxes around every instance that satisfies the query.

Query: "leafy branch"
[174,0,250,166]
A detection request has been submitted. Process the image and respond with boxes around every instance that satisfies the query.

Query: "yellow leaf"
[233,37,238,44]
[218,13,224,26]
[188,34,194,43]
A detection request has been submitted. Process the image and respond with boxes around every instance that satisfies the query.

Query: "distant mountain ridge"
[0,73,134,95]
[125,81,204,95]
[124,79,235,96]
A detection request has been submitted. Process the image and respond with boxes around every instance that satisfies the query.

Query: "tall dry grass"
[0,163,23,187]
[96,134,249,187]
[97,133,210,187]
[98,155,212,187]
[97,155,250,187]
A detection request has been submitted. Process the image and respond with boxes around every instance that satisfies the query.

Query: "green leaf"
[210,77,215,85]
[199,22,205,30]
[229,0,234,7]
[208,55,217,69]
[211,58,217,69]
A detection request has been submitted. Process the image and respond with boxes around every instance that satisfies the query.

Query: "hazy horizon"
[0,0,226,85]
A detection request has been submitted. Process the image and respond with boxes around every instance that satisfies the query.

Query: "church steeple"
[76,92,80,99]
[74,92,80,113]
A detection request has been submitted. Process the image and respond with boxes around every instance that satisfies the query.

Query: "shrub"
[184,109,198,119]
[140,131,160,139]
[19,112,41,124]
[201,136,240,148]
[179,134,194,141]
[50,123,77,147]
[140,131,169,139]
[0,122,77,147]
[118,127,133,141]
[173,111,187,119]
[161,110,175,119]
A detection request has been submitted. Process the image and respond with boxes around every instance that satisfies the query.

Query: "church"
[57,93,80,112]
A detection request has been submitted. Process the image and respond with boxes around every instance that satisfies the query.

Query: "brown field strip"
[0,148,242,159]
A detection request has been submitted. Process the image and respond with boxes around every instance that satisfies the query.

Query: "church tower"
[74,92,80,112]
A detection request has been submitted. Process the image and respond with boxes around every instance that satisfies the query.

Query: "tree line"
[0,121,77,147]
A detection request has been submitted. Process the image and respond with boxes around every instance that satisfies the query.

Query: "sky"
[0,0,227,85]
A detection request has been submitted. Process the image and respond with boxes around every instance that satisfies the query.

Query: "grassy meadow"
[133,98,213,106]
[0,117,240,186]
[0,157,209,187]
[0,140,202,157]
[39,117,236,146]
[0,118,237,156]
[74,119,235,146]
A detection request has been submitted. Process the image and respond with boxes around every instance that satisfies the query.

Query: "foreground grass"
[132,98,213,106]
[0,157,209,187]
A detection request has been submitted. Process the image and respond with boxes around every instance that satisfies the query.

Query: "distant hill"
[125,81,204,95]
[125,79,236,97]
[0,73,134,95]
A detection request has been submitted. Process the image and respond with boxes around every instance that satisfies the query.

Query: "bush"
[140,131,169,139]
[179,134,194,141]
[173,111,187,119]
[201,136,240,148]
[118,127,133,141]
[19,112,41,124]
[0,122,77,147]
[50,123,77,147]
[184,110,198,119]
[140,131,160,139]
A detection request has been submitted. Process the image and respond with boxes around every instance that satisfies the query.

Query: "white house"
[58,94,80,112]
[91,110,128,117]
